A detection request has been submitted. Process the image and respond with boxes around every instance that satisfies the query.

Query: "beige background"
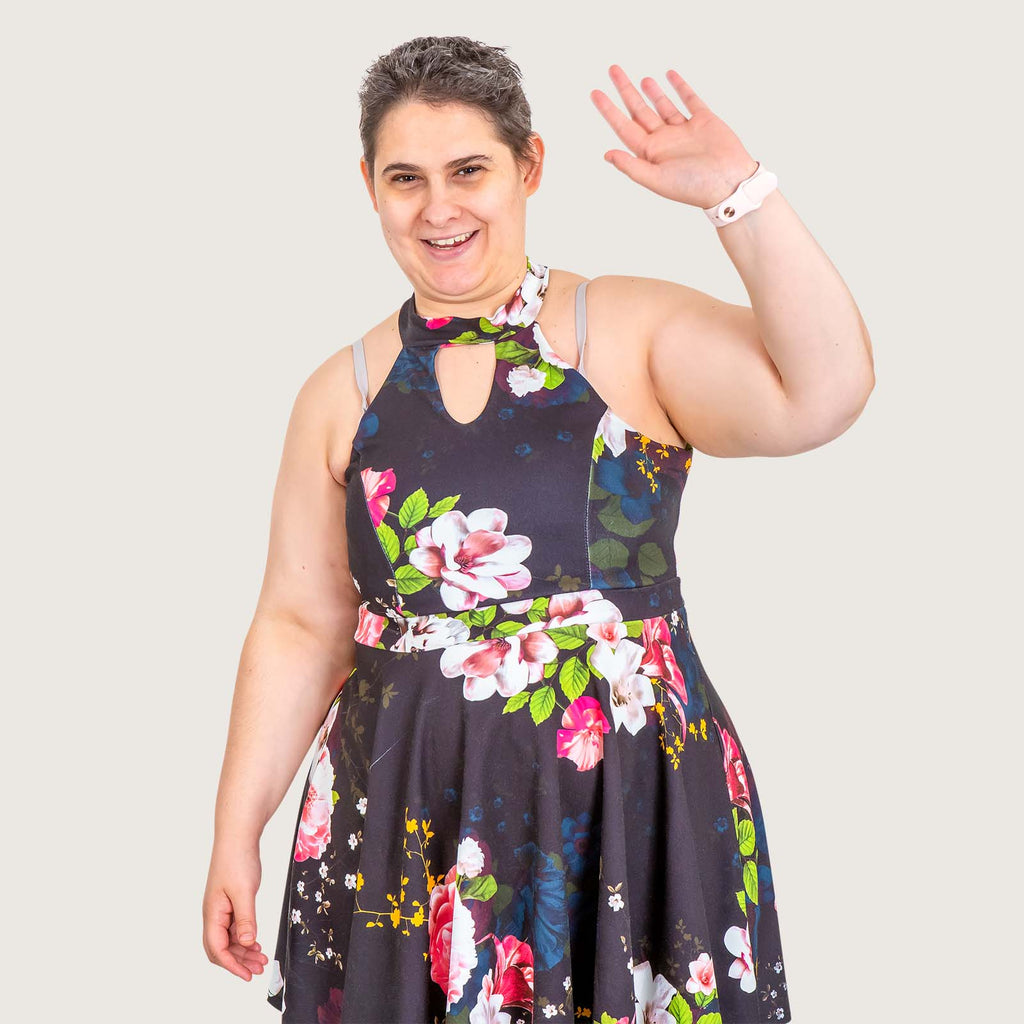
[2,2,1018,1021]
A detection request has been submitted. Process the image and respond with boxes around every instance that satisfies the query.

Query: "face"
[360,100,544,316]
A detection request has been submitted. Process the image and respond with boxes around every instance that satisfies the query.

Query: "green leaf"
[548,624,589,650]
[397,487,429,529]
[376,523,400,563]
[403,533,418,553]
[737,818,755,857]
[468,604,496,627]
[331,790,339,805]
[529,685,556,724]
[736,889,746,914]
[625,619,644,637]
[666,992,692,1024]
[502,691,530,714]
[559,656,589,702]
[589,481,610,499]
[743,859,759,905]
[394,563,432,594]
[698,1014,722,1024]
[492,882,515,916]
[493,338,535,364]
[493,618,525,637]
[589,537,629,570]
[544,659,558,677]
[592,434,606,462]
[541,362,566,390]
[427,494,460,517]
[460,873,497,902]
[597,494,656,538]
[694,989,714,1008]
[638,542,668,577]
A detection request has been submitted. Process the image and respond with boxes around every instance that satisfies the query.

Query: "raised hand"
[591,65,760,209]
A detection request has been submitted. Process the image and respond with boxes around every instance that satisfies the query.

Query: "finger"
[639,76,689,126]
[603,149,665,194]
[607,64,663,132]
[665,71,711,116]
[228,892,259,947]
[205,920,255,981]
[590,89,649,155]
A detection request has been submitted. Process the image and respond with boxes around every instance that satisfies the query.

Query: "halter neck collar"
[398,257,549,348]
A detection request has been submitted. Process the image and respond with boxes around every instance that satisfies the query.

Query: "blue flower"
[421,449,434,459]
[469,804,483,822]
[498,407,514,420]
[443,787,458,803]
[497,842,568,972]
[514,443,532,457]
[493,796,503,808]
[557,430,573,442]
[713,815,730,834]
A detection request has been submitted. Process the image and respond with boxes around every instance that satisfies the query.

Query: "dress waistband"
[354,576,684,654]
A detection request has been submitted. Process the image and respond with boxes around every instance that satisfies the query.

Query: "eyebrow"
[380,154,494,176]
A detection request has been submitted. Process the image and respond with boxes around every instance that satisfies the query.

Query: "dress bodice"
[343,257,694,637]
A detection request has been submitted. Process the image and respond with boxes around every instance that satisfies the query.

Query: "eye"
[390,166,484,184]
[457,165,483,177]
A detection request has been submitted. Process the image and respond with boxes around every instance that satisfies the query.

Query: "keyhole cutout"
[432,342,497,426]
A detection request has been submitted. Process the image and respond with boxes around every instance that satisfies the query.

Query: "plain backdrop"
[2,2,1019,1022]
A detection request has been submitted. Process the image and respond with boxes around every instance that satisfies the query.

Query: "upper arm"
[643,279,818,458]
[253,350,362,647]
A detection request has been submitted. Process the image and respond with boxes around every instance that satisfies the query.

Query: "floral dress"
[265,257,792,1023]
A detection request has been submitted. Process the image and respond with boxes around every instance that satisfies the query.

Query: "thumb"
[230,890,258,945]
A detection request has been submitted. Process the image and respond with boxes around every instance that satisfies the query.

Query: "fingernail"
[240,932,253,943]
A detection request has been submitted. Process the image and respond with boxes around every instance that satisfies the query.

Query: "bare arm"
[643,188,876,458]
[204,346,363,979]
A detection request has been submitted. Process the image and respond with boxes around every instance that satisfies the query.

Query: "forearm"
[212,615,355,849]
[715,182,875,420]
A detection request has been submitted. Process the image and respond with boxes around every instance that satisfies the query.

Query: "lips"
[422,230,479,254]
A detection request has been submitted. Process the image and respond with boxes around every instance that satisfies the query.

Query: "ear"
[359,157,379,212]
[523,133,545,196]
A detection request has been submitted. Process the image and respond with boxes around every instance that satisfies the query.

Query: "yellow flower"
[406,817,418,832]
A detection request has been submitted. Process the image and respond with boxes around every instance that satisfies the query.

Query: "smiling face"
[360,100,544,320]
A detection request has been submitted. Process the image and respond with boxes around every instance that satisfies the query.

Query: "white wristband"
[703,162,778,228]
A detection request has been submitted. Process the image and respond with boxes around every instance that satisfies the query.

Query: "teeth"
[427,231,473,247]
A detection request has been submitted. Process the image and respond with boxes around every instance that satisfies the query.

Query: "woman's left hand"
[591,65,760,209]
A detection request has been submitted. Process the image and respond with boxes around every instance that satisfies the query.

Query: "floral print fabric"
[266,258,792,1022]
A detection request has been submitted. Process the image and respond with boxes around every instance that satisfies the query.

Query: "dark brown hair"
[358,36,536,180]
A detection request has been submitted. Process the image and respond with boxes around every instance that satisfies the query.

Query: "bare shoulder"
[316,308,403,485]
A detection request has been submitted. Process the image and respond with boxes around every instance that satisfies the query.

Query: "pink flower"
[724,924,756,993]
[713,718,752,814]
[428,868,479,1010]
[293,747,335,861]
[316,987,343,1024]
[639,616,688,725]
[440,629,557,700]
[361,467,396,528]
[471,971,511,1024]
[426,316,454,330]
[545,589,623,629]
[409,507,532,611]
[354,603,385,647]
[557,695,611,771]
[684,952,717,996]
[631,959,681,1024]
[456,835,485,879]
[490,934,535,1012]
[590,638,656,735]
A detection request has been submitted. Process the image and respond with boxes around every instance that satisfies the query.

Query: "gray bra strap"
[352,336,368,411]
[574,280,589,377]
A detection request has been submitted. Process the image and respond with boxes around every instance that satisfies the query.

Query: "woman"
[203,36,873,1024]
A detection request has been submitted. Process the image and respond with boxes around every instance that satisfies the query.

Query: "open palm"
[591,65,759,209]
